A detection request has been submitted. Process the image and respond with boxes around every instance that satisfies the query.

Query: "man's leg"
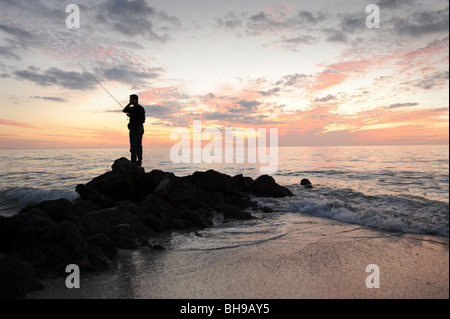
[129,128,137,163]
[136,126,144,165]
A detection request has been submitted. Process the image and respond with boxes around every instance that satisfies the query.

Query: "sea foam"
[255,185,449,237]
[0,187,79,216]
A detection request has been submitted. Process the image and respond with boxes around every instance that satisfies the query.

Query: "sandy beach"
[27,212,449,299]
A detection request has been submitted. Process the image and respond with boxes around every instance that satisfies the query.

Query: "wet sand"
[28,213,449,299]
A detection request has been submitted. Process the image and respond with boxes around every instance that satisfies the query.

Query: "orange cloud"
[0,119,37,129]
[355,125,449,145]
[313,60,370,90]
[397,37,449,65]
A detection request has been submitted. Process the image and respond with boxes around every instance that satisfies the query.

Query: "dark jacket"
[123,104,146,126]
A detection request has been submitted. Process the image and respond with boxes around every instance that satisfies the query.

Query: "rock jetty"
[0,158,293,298]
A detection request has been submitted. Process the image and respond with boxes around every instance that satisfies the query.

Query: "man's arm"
[122,103,132,113]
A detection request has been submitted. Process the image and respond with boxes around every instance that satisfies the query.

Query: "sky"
[0,0,448,149]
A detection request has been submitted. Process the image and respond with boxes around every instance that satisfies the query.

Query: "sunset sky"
[0,0,448,149]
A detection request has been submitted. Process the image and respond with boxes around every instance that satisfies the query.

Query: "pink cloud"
[0,119,37,129]
[313,60,370,90]
[398,37,449,64]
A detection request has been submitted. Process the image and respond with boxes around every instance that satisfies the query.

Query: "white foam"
[255,185,449,237]
[0,187,79,215]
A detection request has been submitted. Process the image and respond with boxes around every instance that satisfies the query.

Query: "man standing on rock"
[123,94,145,166]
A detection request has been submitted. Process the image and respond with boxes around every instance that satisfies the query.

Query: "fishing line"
[71,30,126,115]
[77,62,125,110]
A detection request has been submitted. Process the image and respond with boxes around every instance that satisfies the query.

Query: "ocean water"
[0,145,448,238]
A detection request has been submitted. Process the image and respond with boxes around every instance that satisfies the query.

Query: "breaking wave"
[0,187,79,216]
[255,185,449,237]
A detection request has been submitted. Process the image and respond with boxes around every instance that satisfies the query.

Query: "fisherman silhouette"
[123,94,145,166]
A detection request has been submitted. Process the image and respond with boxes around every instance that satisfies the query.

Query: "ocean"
[0,145,448,239]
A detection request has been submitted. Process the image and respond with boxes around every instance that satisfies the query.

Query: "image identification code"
[180,303,270,316]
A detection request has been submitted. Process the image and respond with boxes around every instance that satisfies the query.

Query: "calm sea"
[0,145,448,237]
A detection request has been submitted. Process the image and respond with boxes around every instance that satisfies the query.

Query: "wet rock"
[115,200,139,214]
[111,157,145,176]
[80,158,145,203]
[12,209,57,251]
[184,198,206,211]
[87,246,113,272]
[154,173,177,199]
[0,216,18,252]
[167,182,197,203]
[137,194,176,232]
[0,256,42,299]
[169,219,192,230]
[148,243,167,250]
[226,193,255,209]
[86,171,138,202]
[193,170,234,193]
[232,174,251,192]
[250,175,293,198]
[300,178,313,188]
[30,221,111,277]
[70,198,101,217]
[260,206,274,214]
[75,184,116,208]
[16,207,56,229]
[20,199,73,223]
[221,204,254,220]
[82,207,155,238]
[196,189,225,209]
[139,169,172,198]
[105,224,139,250]
[173,208,213,228]
[87,233,118,260]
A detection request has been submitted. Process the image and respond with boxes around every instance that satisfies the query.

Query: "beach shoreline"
[27,213,449,299]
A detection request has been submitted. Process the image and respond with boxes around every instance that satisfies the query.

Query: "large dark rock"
[87,233,118,260]
[226,193,256,209]
[0,216,18,252]
[173,207,214,228]
[138,169,173,198]
[70,198,101,217]
[232,174,251,192]
[82,207,155,238]
[154,173,177,199]
[167,182,197,203]
[12,208,57,251]
[28,243,111,277]
[111,157,145,176]
[75,184,116,208]
[28,221,112,277]
[136,194,176,232]
[16,207,56,229]
[300,178,313,188]
[81,158,145,202]
[183,198,205,211]
[169,219,192,230]
[86,171,138,202]
[114,200,139,214]
[192,170,234,193]
[196,189,225,209]
[0,256,42,299]
[19,199,73,223]
[38,221,86,254]
[221,204,254,220]
[250,175,293,198]
[105,224,139,250]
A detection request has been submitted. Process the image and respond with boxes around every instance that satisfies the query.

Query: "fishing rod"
[77,62,125,109]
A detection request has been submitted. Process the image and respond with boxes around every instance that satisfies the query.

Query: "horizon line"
[1,143,448,151]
